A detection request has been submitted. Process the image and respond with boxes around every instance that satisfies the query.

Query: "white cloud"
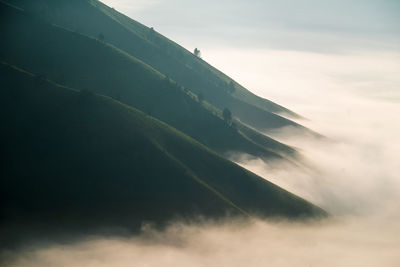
[2,48,400,267]
[220,48,400,217]
[3,217,400,267]
[2,3,400,266]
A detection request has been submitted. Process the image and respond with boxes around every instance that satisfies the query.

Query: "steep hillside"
[0,2,298,161]
[8,0,315,134]
[0,63,325,241]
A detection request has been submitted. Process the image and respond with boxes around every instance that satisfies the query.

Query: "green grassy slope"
[8,0,314,134]
[0,2,298,161]
[0,62,325,236]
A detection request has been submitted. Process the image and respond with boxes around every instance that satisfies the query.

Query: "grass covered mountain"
[0,0,299,162]
[7,0,314,134]
[0,1,327,245]
[0,62,325,241]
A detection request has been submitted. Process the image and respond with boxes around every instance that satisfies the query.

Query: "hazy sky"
[102,0,400,53]
[101,0,400,107]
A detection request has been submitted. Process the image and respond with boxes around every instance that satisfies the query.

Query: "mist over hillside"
[3,76,399,266]
[0,0,325,246]
[1,0,399,266]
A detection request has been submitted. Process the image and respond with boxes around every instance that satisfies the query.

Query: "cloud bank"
[102,0,400,53]
[2,2,399,266]
[2,49,399,266]
[2,217,400,267]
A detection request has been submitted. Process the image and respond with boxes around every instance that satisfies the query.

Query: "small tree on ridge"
[223,108,232,125]
[194,48,201,58]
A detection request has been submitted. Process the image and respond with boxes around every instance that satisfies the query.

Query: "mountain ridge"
[0,1,303,163]
[9,0,313,132]
[0,62,325,238]
[0,1,328,247]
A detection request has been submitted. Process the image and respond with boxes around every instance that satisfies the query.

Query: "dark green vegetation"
[0,63,325,242]
[0,0,326,245]
[9,0,305,130]
[1,0,301,163]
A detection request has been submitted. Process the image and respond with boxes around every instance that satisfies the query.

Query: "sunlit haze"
[2,1,400,266]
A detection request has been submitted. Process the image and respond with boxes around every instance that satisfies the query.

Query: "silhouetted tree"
[56,74,66,85]
[194,48,201,58]
[198,92,204,103]
[79,88,94,99]
[228,81,236,93]
[145,104,154,116]
[148,27,155,40]
[223,108,232,125]
[98,33,104,42]
[34,73,47,88]
[113,93,122,101]
[162,75,172,89]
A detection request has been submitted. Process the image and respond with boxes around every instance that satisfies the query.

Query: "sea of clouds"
[2,49,399,266]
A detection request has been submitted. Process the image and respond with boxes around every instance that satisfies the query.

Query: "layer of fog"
[4,0,400,262]
[227,50,400,216]
[2,217,400,267]
[2,49,399,266]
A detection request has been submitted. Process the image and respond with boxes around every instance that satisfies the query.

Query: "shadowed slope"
[0,63,325,238]
[0,2,299,162]
[9,0,316,135]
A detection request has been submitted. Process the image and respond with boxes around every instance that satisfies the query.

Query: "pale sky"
[102,0,400,53]
[101,0,400,111]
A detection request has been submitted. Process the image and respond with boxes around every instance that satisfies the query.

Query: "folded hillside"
[9,0,316,135]
[0,63,325,240]
[0,2,298,162]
